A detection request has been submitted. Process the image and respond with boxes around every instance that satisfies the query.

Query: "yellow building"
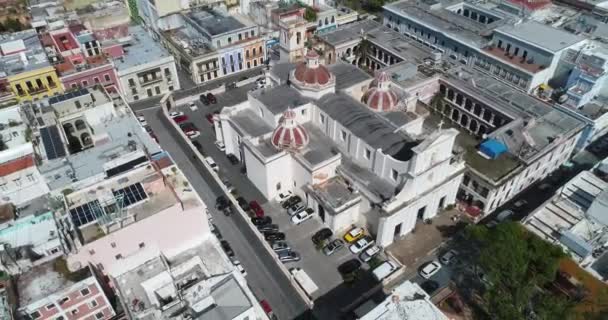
[8,66,63,102]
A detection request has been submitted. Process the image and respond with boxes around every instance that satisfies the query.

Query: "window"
[169,86,174,91]
[27,174,35,182]
[131,88,137,95]
[147,88,153,97]
[89,299,98,308]
[82,80,88,87]
[59,296,70,305]
[365,149,371,160]
[438,196,446,209]
[13,178,21,186]
[30,311,41,319]
[115,254,123,260]
[391,169,398,181]
[71,309,79,315]
[94,77,100,83]
[104,74,111,82]
[340,130,346,141]
[238,33,242,41]
[320,114,325,124]
[228,37,232,44]
[133,95,139,101]
[81,288,90,296]
[139,242,145,248]
[89,249,95,255]
[251,30,255,37]
[301,109,306,115]
[46,304,56,310]
[71,83,77,88]
[155,86,161,94]
[95,312,104,319]
[75,100,82,109]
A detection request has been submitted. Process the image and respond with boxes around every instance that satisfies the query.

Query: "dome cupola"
[362,72,399,112]
[271,109,309,151]
[293,50,334,88]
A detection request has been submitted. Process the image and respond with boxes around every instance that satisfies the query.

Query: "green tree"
[364,0,386,12]
[4,18,22,32]
[354,38,372,67]
[465,222,570,320]
[304,7,317,22]
[0,21,6,33]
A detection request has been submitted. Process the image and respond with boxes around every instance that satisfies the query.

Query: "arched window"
[483,111,492,122]
[451,109,460,121]
[439,84,446,95]
[460,114,469,127]
[447,89,454,100]
[469,119,478,133]
[63,123,74,134]
[464,99,472,111]
[81,132,92,146]
[473,103,482,116]
[318,20,323,27]
[75,119,86,131]
[331,16,335,23]
[455,93,463,106]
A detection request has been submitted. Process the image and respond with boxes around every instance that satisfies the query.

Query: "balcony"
[483,46,547,74]
[139,77,163,87]
[27,86,48,95]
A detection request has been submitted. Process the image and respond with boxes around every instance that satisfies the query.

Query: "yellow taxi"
[344,227,365,243]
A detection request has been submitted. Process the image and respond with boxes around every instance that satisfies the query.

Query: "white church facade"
[215,50,464,247]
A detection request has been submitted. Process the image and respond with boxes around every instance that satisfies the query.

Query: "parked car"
[258,223,279,233]
[185,130,200,140]
[338,259,362,275]
[251,216,272,226]
[211,224,222,239]
[169,111,184,118]
[236,197,250,211]
[192,141,203,151]
[222,179,235,193]
[236,264,247,277]
[312,228,333,246]
[271,241,290,252]
[322,239,344,256]
[372,261,398,282]
[249,200,265,217]
[136,115,147,126]
[439,249,458,265]
[220,240,234,256]
[277,191,293,204]
[215,140,226,152]
[359,245,381,262]
[496,209,514,222]
[259,300,276,320]
[216,195,229,210]
[173,115,188,123]
[264,232,286,241]
[281,195,302,209]
[287,203,306,216]
[222,203,233,216]
[205,157,218,171]
[420,280,439,294]
[278,250,300,263]
[227,154,239,165]
[419,260,442,279]
[207,92,217,104]
[344,227,365,243]
[229,255,240,266]
[291,210,313,225]
[189,102,198,111]
[205,113,215,124]
[143,125,153,133]
[200,94,209,105]
[349,236,374,254]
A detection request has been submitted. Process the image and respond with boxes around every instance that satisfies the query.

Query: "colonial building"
[215,51,464,247]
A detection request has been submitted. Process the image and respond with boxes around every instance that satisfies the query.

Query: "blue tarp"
[480,139,508,159]
[559,230,593,258]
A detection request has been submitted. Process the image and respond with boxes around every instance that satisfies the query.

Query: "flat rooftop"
[251,84,313,115]
[0,29,51,76]
[298,123,340,167]
[0,106,27,149]
[495,20,585,53]
[229,108,273,138]
[365,24,435,62]
[576,100,608,121]
[328,62,372,90]
[114,25,172,72]
[317,19,379,47]
[186,9,250,36]
[307,176,360,213]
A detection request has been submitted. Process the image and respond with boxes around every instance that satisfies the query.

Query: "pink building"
[57,56,119,91]
[17,260,116,320]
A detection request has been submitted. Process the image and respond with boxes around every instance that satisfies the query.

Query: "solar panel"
[113,183,148,207]
[69,200,104,227]
[40,126,67,160]
[49,88,89,105]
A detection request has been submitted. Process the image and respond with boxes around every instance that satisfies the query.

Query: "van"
[372,261,399,282]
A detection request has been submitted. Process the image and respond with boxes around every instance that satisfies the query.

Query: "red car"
[249,200,264,218]
[173,115,189,124]
[259,300,275,319]
[205,113,215,124]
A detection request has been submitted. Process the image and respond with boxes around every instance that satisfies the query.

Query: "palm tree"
[354,37,371,68]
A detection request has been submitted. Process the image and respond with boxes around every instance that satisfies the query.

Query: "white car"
[136,115,147,126]
[236,264,247,277]
[291,210,313,225]
[277,190,293,204]
[287,203,306,216]
[169,111,184,118]
[439,249,458,265]
[205,157,218,171]
[215,140,226,152]
[419,260,442,279]
[349,237,374,254]
[359,245,381,262]
[186,130,200,139]
[189,102,198,111]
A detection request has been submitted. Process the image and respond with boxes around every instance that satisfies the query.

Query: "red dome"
[363,72,399,112]
[294,49,332,86]
[271,109,309,151]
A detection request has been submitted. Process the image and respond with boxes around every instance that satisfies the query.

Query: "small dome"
[362,72,399,112]
[271,109,309,151]
[294,49,333,87]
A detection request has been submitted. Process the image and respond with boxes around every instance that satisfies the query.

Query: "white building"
[215,51,464,247]
[113,25,180,103]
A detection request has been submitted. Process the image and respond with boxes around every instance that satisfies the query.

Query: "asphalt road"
[137,102,308,320]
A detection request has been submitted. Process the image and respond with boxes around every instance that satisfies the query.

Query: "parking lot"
[162,87,382,300]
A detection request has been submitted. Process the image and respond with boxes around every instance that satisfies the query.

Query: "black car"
[281,195,302,209]
[192,141,203,151]
[220,240,234,256]
[420,280,439,294]
[338,259,362,275]
[216,196,229,210]
[211,225,222,239]
[257,224,279,233]
[264,232,286,241]
[200,94,210,105]
[207,92,217,104]
[223,204,233,216]
[312,228,333,245]
[227,153,239,165]
[236,197,250,211]
[251,216,272,226]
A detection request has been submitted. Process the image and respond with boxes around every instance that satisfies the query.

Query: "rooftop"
[328,62,372,90]
[317,19,379,47]
[495,20,585,53]
[0,105,28,150]
[251,84,313,115]
[113,25,172,72]
[186,10,249,37]
[365,24,435,62]
[55,54,112,76]
[0,211,59,252]
[306,176,360,213]
[229,108,273,138]
[297,123,341,167]
[0,29,51,77]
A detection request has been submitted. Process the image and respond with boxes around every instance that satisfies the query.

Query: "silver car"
[287,203,306,216]
[278,250,301,263]
[323,239,344,256]
[271,241,290,252]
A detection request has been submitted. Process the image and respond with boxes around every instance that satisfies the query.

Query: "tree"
[0,22,6,33]
[465,222,570,320]
[4,18,22,32]
[364,0,386,12]
[304,7,317,22]
[355,38,372,67]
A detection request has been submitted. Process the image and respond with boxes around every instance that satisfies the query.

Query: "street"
[136,101,309,320]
